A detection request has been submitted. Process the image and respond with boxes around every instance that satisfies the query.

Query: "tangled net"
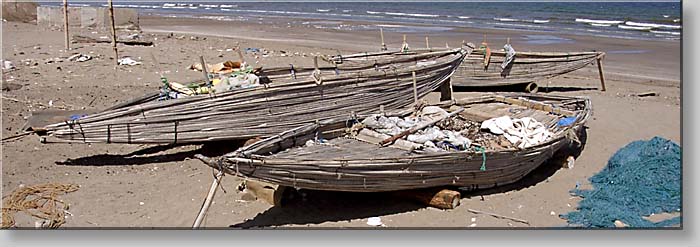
[562,137,681,228]
[2,183,80,228]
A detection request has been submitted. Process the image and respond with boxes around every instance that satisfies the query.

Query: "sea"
[46,1,682,41]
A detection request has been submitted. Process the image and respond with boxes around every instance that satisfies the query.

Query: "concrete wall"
[36,6,139,30]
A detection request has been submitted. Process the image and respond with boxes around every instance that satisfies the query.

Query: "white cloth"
[481,116,551,149]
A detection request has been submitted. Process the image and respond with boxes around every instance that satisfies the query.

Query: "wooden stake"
[107,0,118,65]
[507,37,511,44]
[236,48,245,64]
[411,71,418,105]
[192,168,224,228]
[63,0,69,50]
[425,36,430,49]
[596,54,606,91]
[380,28,387,51]
[199,56,210,85]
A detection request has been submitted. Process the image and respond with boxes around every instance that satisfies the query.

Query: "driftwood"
[198,93,592,192]
[395,188,461,209]
[72,35,154,46]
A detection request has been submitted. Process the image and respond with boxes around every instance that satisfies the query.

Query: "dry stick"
[192,167,224,228]
[107,0,118,65]
[596,53,606,91]
[467,208,530,225]
[425,36,430,49]
[63,0,69,50]
[379,107,465,146]
[236,48,245,64]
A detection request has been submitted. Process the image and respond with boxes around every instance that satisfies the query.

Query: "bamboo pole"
[412,71,418,105]
[107,0,118,65]
[596,54,606,91]
[193,168,224,228]
[63,0,69,50]
[199,56,210,85]
[380,28,387,51]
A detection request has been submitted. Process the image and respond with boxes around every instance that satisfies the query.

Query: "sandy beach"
[1,12,680,228]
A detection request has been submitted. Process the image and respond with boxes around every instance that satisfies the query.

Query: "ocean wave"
[342,10,352,13]
[457,16,470,19]
[625,21,681,29]
[589,23,612,27]
[650,30,681,35]
[384,12,439,18]
[533,19,550,24]
[575,18,624,25]
[220,5,236,8]
[494,18,519,22]
[366,11,381,14]
[617,24,652,31]
[317,9,331,12]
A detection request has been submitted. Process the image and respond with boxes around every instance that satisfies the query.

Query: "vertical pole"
[108,0,119,65]
[236,48,245,64]
[412,71,418,106]
[596,54,607,91]
[425,36,430,49]
[380,28,387,51]
[63,0,70,50]
[200,56,210,86]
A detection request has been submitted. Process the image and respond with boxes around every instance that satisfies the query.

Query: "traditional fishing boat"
[451,44,606,93]
[197,93,591,192]
[37,48,467,144]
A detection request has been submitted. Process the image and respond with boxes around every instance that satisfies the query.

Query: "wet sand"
[1,14,680,228]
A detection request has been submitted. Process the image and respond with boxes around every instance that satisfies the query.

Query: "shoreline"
[141,15,681,85]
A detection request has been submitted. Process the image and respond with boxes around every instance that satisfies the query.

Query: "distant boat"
[451,44,605,92]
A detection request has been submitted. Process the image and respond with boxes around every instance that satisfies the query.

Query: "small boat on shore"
[452,44,605,92]
[197,93,591,192]
[38,48,467,144]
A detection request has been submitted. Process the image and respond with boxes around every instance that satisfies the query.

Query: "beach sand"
[1,15,680,228]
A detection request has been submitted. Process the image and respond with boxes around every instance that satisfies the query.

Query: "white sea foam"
[317,9,331,12]
[457,16,470,19]
[575,18,623,25]
[494,18,519,22]
[650,30,681,35]
[589,23,611,27]
[366,11,381,14]
[625,21,680,29]
[384,12,439,18]
[617,24,652,31]
[532,19,550,24]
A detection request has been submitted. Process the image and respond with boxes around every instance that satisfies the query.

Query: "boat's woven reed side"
[452,51,604,87]
[204,94,592,192]
[43,48,467,144]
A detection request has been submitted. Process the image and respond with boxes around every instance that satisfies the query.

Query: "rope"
[474,146,487,171]
[1,183,79,228]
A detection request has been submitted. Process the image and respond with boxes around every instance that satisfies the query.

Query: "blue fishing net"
[562,136,681,228]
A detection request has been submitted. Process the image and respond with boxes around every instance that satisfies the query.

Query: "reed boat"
[451,46,606,92]
[197,93,592,192]
[37,48,467,144]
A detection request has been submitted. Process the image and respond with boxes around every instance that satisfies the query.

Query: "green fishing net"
[562,136,681,228]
